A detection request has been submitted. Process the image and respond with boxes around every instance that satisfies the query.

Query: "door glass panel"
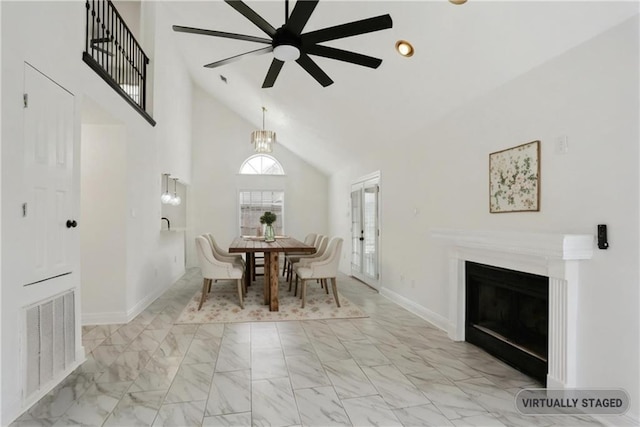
[350,189,362,274]
[363,184,378,279]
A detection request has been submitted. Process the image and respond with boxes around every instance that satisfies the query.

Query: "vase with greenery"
[260,211,277,242]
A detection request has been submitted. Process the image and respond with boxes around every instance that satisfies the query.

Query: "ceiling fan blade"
[305,45,382,69]
[296,53,333,87]
[286,0,319,35]
[224,0,276,37]
[262,59,285,88]
[302,14,392,45]
[172,25,272,44]
[204,46,274,68]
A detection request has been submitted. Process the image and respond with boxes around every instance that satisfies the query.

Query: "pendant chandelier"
[161,173,181,206]
[161,173,173,204]
[251,106,276,153]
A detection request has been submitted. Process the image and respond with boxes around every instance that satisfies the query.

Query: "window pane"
[239,155,284,175]
[239,190,284,236]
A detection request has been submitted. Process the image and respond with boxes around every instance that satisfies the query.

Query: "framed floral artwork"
[489,140,540,213]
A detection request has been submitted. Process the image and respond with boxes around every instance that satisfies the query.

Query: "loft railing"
[83,0,155,126]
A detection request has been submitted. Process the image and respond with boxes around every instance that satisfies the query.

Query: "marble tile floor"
[13,268,606,427]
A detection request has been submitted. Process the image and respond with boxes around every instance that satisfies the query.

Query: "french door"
[351,173,380,289]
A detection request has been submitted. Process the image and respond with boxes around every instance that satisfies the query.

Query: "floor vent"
[24,290,75,399]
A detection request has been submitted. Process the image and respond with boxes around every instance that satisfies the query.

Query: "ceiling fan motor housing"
[273,26,301,61]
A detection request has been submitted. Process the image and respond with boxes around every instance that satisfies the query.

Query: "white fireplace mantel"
[431,228,595,388]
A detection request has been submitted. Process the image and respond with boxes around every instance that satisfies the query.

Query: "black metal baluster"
[117,20,121,86]
[91,0,96,59]
[138,49,142,106]
[141,56,146,109]
[85,0,90,53]
[101,0,105,69]
[108,4,113,79]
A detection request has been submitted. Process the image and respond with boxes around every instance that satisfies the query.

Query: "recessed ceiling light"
[449,0,468,4]
[395,40,414,57]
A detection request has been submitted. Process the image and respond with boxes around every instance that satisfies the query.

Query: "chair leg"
[237,279,244,309]
[207,278,212,293]
[198,278,208,310]
[294,274,299,296]
[242,275,247,296]
[330,277,340,307]
[288,265,293,292]
[282,258,288,277]
[301,279,307,308]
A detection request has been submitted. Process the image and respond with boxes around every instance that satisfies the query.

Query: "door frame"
[350,171,381,290]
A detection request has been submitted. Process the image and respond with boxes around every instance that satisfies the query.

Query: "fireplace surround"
[432,228,594,388]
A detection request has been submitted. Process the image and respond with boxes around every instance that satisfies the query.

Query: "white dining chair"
[286,234,324,282]
[281,233,317,277]
[287,235,328,292]
[294,237,343,308]
[195,236,245,310]
[206,233,245,269]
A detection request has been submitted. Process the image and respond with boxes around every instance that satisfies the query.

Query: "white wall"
[80,125,127,320]
[1,1,192,423]
[329,16,639,421]
[187,87,329,267]
[152,2,192,184]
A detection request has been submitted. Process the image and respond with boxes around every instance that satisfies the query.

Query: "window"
[239,154,284,175]
[239,191,284,236]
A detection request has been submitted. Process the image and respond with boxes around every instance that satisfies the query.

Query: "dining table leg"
[244,253,252,290]
[265,252,279,311]
[263,254,270,305]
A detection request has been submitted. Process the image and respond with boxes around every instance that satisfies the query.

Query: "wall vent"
[24,290,75,399]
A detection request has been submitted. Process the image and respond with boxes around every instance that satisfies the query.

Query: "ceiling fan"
[173,0,393,88]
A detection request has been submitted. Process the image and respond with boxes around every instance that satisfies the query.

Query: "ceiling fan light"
[273,44,300,62]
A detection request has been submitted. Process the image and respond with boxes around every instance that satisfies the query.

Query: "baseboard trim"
[82,311,128,325]
[82,268,183,326]
[379,287,449,332]
[124,274,177,323]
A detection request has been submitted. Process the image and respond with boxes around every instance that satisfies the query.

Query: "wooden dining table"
[228,236,315,311]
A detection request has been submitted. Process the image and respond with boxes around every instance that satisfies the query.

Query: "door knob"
[66,220,77,228]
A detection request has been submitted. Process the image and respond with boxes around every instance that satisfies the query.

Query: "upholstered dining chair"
[287,235,328,292]
[293,237,343,308]
[281,233,317,277]
[206,233,245,269]
[195,236,245,310]
[285,234,325,282]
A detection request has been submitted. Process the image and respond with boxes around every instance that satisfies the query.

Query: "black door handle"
[66,220,77,228]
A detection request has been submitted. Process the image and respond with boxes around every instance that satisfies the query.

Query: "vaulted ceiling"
[165,1,638,175]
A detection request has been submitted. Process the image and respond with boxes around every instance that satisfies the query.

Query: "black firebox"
[465,261,548,384]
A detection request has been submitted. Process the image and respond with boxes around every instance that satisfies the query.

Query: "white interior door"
[351,174,380,289]
[23,64,75,286]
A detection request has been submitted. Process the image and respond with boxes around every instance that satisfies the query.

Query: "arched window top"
[239,154,285,175]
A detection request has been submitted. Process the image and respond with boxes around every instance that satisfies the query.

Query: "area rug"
[175,277,368,324]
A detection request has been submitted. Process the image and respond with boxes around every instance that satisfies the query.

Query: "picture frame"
[489,140,540,213]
